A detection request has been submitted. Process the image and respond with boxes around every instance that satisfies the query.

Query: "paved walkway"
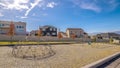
[98,55,120,68]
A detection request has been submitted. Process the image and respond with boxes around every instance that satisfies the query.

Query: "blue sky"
[0,0,120,33]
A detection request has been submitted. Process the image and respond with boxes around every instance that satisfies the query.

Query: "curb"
[82,52,120,68]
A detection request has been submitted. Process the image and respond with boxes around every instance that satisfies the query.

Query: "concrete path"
[98,55,120,68]
[105,57,120,68]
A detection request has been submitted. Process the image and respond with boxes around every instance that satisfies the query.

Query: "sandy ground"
[0,43,120,68]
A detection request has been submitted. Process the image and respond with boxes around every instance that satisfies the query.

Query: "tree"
[38,29,42,37]
[58,32,62,39]
[8,21,15,44]
[92,36,96,42]
[109,37,113,44]
[8,21,15,36]
[71,33,76,39]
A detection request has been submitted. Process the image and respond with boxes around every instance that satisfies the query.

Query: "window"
[19,30,24,31]
[50,28,52,31]
[16,26,23,29]
[0,24,4,27]
[19,26,21,28]
[52,33,56,35]
[16,26,19,28]
[47,33,50,36]
[2,24,4,26]
[54,28,56,31]
[42,28,45,31]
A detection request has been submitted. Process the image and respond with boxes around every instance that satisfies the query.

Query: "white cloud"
[0,3,6,7]
[0,0,57,18]
[0,13,4,17]
[73,0,101,12]
[79,2,101,12]
[25,0,41,16]
[0,0,29,10]
[47,2,57,8]
[21,16,27,19]
[72,0,119,12]
[0,0,42,17]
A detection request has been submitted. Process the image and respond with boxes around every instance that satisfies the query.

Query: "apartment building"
[0,20,26,35]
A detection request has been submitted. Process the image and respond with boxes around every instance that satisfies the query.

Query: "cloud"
[0,13,4,17]
[0,0,29,10]
[0,0,57,18]
[25,0,41,16]
[72,0,119,12]
[47,2,57,8]
[0,0,42,17]
[79,2,101,12]
[21,16,28,19]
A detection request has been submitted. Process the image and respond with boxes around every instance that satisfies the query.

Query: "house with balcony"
[39,25,57,36]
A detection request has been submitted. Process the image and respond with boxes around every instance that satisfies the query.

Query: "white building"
[0,20,26,35]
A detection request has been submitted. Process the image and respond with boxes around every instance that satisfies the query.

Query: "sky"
[0,0,120,33]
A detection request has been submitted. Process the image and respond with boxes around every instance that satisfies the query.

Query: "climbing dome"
[12,45,55,60]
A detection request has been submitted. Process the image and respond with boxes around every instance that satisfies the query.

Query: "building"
[30,30,38,36]
[59,32,67,38]
[0,20,26,35]
[96,33,120,40]
[66,28,88,38]
[39,25,57,36]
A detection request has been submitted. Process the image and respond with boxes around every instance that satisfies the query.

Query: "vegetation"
[58,32,63,39]
[0,41,74,45]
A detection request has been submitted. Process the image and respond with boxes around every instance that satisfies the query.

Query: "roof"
[0,20,26,24]
[66,28,83,30]
[40,25,57,28]
[100,33,120,36]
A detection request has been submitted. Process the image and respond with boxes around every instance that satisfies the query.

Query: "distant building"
[66,28,88,38]
[39,25,57,36]
[59,32,67,38]
[30,30,38,36]
[0,20,26,35]
[96,33,120,40]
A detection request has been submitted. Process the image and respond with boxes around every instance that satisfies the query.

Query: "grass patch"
[0,41,74,45]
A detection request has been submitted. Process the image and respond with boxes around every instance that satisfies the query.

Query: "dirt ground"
[0,43,120,68]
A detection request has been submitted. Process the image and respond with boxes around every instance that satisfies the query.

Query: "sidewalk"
[98,55,120,68]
